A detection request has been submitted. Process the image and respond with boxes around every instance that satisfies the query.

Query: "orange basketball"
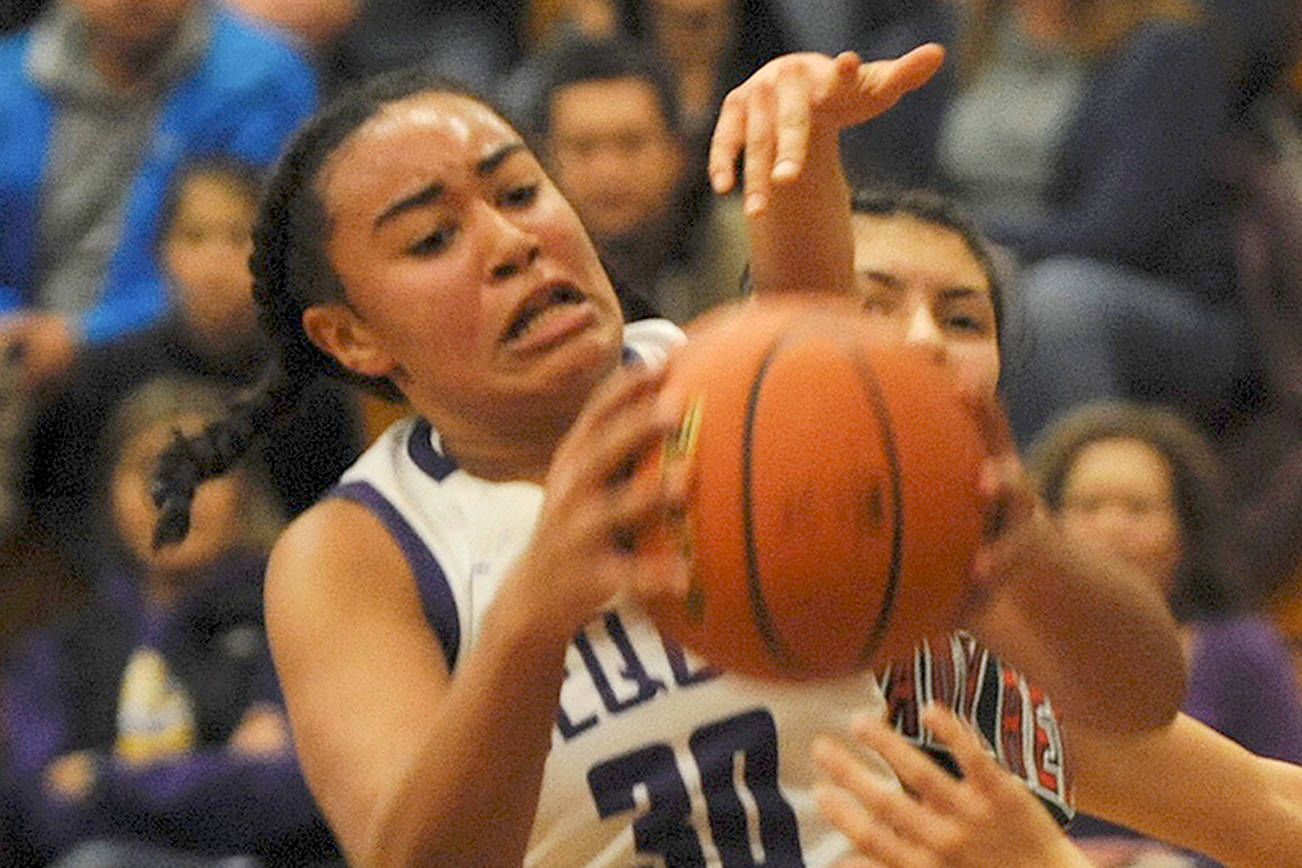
[644,296,987,681]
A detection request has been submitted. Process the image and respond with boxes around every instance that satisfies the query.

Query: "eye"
[944,314,986,333]
[500,184,539,209]
[860,294,894,315]
[408,224,456,257]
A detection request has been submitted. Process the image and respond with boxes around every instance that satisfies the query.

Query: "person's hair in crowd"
[150,68,489,548]
[1028,400,1241,619]
[530,35,683,145]
[955,0,1205,82]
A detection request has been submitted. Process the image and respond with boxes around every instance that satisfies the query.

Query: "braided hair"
[152,68,489,548]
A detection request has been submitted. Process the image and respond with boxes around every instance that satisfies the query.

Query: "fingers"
[742,77,777,215]
[848,715,971,820]
[852,44,945,117]
[709,89,746,194]
[772,68,814,184]
[709,44,946,198]
[919,705,1006,795]
[816,781,934,868]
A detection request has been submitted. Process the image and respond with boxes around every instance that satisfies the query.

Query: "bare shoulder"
[268,496,404,595]
[263,496,453,852]
[264,494,446,686]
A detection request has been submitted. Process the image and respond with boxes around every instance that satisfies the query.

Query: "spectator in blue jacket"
[0,376,338,867]
[0,0,316,388]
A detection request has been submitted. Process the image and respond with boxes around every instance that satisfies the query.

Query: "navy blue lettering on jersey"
[556,612,722,743]
[589,708,805,867]
[330,481,461,671]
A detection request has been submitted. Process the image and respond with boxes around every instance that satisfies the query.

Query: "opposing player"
[816,188,1302,868]
[150,49,1184,867]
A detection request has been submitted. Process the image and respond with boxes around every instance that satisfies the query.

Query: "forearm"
[746,127,854,299]
[969,513,1184,732]
[361,586,571,868]
[1070,714,1302,868]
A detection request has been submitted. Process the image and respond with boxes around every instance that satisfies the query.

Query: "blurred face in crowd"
[852,213,1001,400]
[66,0,193,53]
[113,416,244,578]
[649,0,736,70]
[547,76,686,243]
[1056,437,1184,595]
[161,173,260,350]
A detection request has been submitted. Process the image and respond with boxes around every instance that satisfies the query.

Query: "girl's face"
[161,174,259,347]
[851,213,1001,399]
[113,417,243,576]
[311,91,624,439]
[1057,437,1184,594]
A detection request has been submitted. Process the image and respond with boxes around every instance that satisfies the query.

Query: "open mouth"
[502,283,587,343]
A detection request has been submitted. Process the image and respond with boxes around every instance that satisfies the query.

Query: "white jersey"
[333,319,1071,866]
[334,320,892,867]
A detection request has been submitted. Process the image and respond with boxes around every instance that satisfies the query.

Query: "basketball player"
[149,49,1185,866]
[819,189,1302,867]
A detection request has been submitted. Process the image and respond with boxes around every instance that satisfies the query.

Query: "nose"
[484,207,542,282]
[902,304,946,360]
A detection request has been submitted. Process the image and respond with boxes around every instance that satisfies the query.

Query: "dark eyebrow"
[373,182,445,231]
[859,270,902,289]
[937,286,992,303]
[371,143,527,232]
[476,141,526,175]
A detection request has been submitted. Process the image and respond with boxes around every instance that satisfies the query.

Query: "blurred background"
[1,1,1301,865]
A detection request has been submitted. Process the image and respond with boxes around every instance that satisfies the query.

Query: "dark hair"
[849,184,1010,350]
[107,376,284,558]
[1027,400,1240,620]
[531,35,683,141]
[154,155,264,254]
[152,67,493,547]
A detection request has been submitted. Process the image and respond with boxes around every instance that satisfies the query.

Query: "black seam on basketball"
[741,338,804,673]
[852,351,905,666]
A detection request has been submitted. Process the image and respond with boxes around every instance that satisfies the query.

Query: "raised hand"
[813,704,1092,868]
[517,362,692,634]
[708,46,945,215]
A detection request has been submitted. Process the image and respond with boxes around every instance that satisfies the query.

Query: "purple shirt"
[1183,614,1302,764]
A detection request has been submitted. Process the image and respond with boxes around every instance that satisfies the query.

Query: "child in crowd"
[23,156,361,582]
[2,376,338,867]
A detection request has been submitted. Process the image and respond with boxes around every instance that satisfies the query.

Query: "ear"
[301,303,397,379]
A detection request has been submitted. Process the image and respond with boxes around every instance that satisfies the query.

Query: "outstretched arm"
[958,398,1185,733]
[708,46,946,299]
[1070,712,1302,868]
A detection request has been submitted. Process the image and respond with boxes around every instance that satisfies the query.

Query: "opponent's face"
[162,174,259,348]
[1057,438,1184,594]
[547,77,685,243]
[311,92,624,435]
[113,416,243,577]
[852,214,1000,399]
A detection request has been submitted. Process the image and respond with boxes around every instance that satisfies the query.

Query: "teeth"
[506,285,582,341]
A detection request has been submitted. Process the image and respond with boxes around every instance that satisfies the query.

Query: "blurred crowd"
[1,0,1302,866]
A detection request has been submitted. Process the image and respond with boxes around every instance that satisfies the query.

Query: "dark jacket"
[0,553,338,865]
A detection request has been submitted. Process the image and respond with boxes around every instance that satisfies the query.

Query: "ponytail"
[151,347,316,548]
